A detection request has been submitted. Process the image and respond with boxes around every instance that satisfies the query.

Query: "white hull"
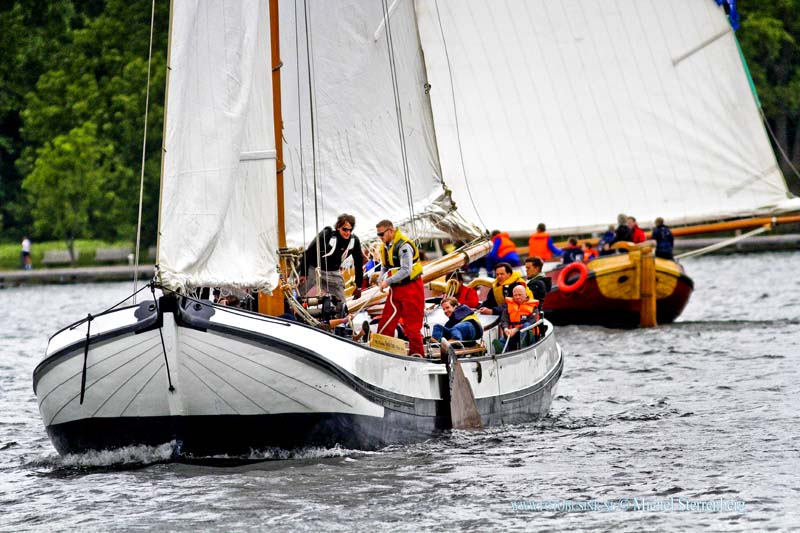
[34,296,562,455]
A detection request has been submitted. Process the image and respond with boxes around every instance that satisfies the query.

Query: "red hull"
[543,257,694,328]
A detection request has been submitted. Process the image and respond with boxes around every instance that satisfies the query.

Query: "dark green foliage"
[1,0,167,244]
[738,0,800,193]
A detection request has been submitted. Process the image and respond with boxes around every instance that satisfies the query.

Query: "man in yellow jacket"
[478,262,533,316]
[376,220,425,357]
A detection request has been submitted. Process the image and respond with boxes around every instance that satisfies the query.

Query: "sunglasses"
[376,230,387,237]
[340,226,353,232]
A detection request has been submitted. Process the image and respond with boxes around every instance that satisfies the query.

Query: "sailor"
[486,230,522,272]
[447,269,480,308]
[652,217,675,260]
[432,297,483,342]
[528,223,564,261]
[478,262,532,315]
[524,256,550,303]
[299,213,363,304]
[627,216,646,244]
[376,219,425,357]
[612,213,633,245]
[561,237,584,265]
[500,285,539,352]
[582,241,599,262]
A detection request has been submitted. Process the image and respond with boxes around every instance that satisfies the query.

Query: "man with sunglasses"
[375,219,425,357]
[299,213,363,304]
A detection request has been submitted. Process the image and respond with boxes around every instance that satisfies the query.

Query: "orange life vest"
[583,249,599,261]
[504,297,538,326]
[528,232,553,261]
[494,232,518,258]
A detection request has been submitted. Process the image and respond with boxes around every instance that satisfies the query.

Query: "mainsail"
[279,0,478,246]
[415,0,800,237]
[158,1,280,291]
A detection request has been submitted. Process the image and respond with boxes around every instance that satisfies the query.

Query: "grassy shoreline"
[0,240,146,270]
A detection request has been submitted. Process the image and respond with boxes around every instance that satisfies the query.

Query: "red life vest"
[528,232,553,260]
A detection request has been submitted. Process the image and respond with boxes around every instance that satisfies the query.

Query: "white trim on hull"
[34,297,562,455]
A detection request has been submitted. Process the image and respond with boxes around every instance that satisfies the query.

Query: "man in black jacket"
[525,256,551,303]
[299,213,363,303]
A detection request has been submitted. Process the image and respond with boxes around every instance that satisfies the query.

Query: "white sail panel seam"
[240,150,277,161]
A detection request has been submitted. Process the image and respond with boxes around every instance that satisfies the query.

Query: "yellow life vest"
[491,272,533,305]
[382,228,423,282]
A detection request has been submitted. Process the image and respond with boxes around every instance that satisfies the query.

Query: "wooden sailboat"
[413,0,800,327]
[33,0,562,456]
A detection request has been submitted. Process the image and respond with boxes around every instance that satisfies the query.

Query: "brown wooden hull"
[542,255,694,328]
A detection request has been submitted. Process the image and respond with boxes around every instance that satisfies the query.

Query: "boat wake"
[30,441,381,474]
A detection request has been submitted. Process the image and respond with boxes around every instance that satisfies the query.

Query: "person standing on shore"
[20,236,32,270]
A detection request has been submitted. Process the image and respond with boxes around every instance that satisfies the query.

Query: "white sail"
[416,0,800,237]
[279,0,478,246]
[158,0,280,291]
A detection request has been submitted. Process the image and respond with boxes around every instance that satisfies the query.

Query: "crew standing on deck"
[376,220,425,357]
[299,214,363,304]
[528,223,563,261]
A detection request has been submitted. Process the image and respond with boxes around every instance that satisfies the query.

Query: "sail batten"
[416,0,797,236]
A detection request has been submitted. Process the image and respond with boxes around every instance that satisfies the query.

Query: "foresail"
[158,0,280,291]
[279,0,480,246]
[416,0,798,236]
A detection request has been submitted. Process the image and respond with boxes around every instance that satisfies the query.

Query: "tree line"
[1,0,798,255]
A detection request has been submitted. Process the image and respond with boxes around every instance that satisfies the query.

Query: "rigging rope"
[302,0,323,292]
[381,0,417,240]
[759,107,800,185]
[432,0,487,232]
[132,0,158,304]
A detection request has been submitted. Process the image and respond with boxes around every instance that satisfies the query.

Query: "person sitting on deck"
[446,270,480,308]
[627,216,646,244]
[486,230,522,272]
[432,297,484,343]
[524,256,550,303]
[598,224,616,255]
[612,213,633,247]
[478,262,532,315]
[528,223,564,261]
[652,217,675,260]
[582,241,599,262]
[499,285,539,352]
[561,237,584,265]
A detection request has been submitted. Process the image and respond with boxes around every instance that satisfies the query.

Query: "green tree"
[15,0,167,245]
[739,0,800,193]
[0,1,77,237]
[22,122,132,262]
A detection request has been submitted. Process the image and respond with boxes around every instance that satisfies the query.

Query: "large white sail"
[416,0,800,237]
[158,0,280,291]
[279,0,477,246]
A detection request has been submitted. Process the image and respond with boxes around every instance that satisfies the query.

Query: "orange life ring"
[557,262,589,293]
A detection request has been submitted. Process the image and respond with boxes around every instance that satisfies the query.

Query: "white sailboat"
[33,0,562,456]
[414,0,800,327]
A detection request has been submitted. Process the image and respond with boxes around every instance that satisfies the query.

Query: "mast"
[260,0,288,315]
[270,0,286,247]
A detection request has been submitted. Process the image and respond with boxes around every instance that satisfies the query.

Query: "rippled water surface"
[2,252,799,531]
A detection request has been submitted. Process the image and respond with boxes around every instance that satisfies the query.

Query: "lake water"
[1,252,798,531]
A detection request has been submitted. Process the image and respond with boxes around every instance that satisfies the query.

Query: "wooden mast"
[259,0,288,315]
